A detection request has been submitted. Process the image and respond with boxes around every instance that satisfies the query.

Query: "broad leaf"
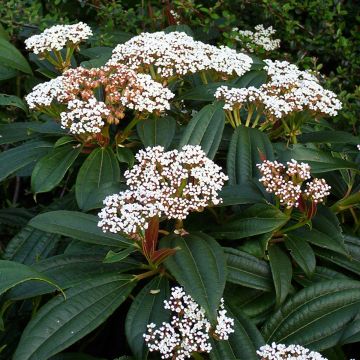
[0,94,27,111]
[219,183,264,206]
[0,38,32,74]
[178,102,225,159]
[0,122,38,145]
[75,147,120,211]
[13,274,136,360]
[29,210,132,248]
[160,232,226,322]
[137,116,176,150]
[31,144,82,194]
[126,276,170,360]
[210,204,288,240]
[225,247,273,291]
[262,280,360,350]
[298,131,360,145]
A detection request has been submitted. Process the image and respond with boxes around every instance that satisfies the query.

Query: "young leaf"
[13,274,136,360]
[178,102,225,159]
[160,232,227,322]
[125,276,170,360]
[31,144,82,194]
[268,246,292,306]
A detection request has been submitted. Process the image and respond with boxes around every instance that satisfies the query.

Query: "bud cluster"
[257,343,327,360]
[25,22,92,55]
[232,24,281,52]
[257,159,330,208]
[143,287,234,360]
[108,31,253,79]
[98,145,228,237]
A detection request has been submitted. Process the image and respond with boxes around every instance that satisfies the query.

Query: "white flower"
[25,22,92,54]
[108,31,253,79]
[143,287,234,359]
[257,343,327,359]
[98,145,228,236]
[233,24,281,52]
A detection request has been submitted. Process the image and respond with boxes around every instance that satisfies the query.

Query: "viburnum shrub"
[0,19,359,360]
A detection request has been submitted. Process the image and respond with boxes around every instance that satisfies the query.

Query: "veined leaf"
[29,210,132,248]
[219,183,264,206]
[13,274,136,360]
[298,131,360,145]
[160,232,226,322]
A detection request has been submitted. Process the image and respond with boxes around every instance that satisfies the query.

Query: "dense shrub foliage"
[0,1,359,360]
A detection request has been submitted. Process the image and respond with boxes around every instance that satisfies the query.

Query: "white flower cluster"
[108,31,253,79]
[25,22,92,54]
[144,287,234,360]
[215,60,342,120]
[98,145,228,236]
[257,343,327,360]
[257,159,330,208]
[233,24,280,52]
[60,97,110,134]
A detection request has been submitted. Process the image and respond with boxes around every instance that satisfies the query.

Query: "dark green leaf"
[76,147,120,211]
[0,122,37,145]
[31,144,82,194]
[103,247,137,264]
[268,246,292,306]
[0,64,17,80]
[29,210,132,248]
[298,131,360,145]
[13,274,136,360]
[0,38,32,74]
[137,116,176,150]
[126,276,170,360]
[0,94,27,111]
[160,232,226,322]
[218,183,264,206]
[178,102,225,159]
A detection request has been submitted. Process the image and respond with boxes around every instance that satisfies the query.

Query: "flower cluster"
[257,159,331,208]
[143,287,234,360]
[25,64,174,134]
[215,60,342,123]
[107,31,253,79]
[98,145,228,237]
[232,24,281,52]
[24,22,92,55]
[257,343,327,360]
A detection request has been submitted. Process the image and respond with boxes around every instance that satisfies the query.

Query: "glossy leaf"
[75,147,120,211]
[29,210,132,248]
[160,232,227,322]
[178,102,225,159]
[13,274,136,360]
[31,144,82,194]
[298,131,360,145]
[262,280,360,350]
[268,246,292,306]
[126,276,170,360]
[0,94,27,111]
[0,38,32,74]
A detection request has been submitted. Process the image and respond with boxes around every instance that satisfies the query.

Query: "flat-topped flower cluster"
[107,31,253,79]
[232,24,281,52]
[98,145,228,237]
[215,60,342,124]
[257,343,327,359]
[144,287,234,359]
[257,159,331,208]
[25,22,92,55]
[25,64,174,135]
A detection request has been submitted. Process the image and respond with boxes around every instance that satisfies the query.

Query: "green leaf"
[298,131,360,145]
[262,280,360,351]
[137,116,176,150]
[0,122,37,145]
[116,147,135,167]
[29,210,132,248]
[76,147,120,211]
[294,266,349,287]
[218,184,264,206]
[13,274,136,360]
[31,144,82,194]
[178,102,225,159]
[285,234,316,277]
[0,64,17,80]
[227,125,273,185]
[210,306,264,360]
[126,276,170,360]
[0,94,27,111]
[160,232,227,322]
[340,315,360,345]
[210,204,289,240]
[103,247,137,264]
[50,354,106,360]
[268,246,292,306]
[0,140,52,182]
[225,247,273,291]
[0,38,32,74]
[0,260,62,296]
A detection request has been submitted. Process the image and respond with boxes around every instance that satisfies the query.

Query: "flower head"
[257,343,327,359]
